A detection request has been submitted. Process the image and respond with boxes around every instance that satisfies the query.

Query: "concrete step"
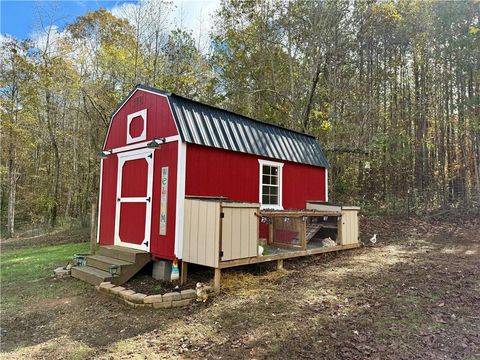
[86,255,133,274]
[71,266,112,286]
[98,245,150,263]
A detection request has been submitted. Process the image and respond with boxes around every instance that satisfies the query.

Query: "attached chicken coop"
[181,198,360,289]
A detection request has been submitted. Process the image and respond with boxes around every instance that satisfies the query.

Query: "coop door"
[114,149,154,252]
[221,207,258,261]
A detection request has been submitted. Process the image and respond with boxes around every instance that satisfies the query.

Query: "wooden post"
[90,201,97,254]
[337,214,343,245]
[268,222,273,244]
[180,261,188,285]
[214,268,221,292]
[277,259,284,271]
[300,218,307,250]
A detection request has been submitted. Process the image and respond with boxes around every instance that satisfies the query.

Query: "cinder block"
[152,260,172,281]
[163,292,182,302]
[180,289,196,300]
[144,295,163,304]
[172,298,194,307]
[154,301,172,309]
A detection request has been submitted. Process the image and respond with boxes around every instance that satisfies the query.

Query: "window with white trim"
[259,160,283,209]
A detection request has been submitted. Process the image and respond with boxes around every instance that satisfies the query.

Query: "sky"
[0,0,219,45]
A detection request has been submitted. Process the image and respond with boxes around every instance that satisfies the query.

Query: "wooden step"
[71,266,112,286]
[98,245,150,263]
[73,246,151,286]
[86,255,132,274]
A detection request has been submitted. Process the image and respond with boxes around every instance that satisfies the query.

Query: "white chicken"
[370,234,377,244]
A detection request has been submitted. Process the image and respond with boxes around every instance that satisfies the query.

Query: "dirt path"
[1,217,479,359]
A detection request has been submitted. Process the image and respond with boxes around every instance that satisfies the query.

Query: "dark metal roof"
[134,84,329,168]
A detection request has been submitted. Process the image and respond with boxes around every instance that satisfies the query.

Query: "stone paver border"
[96,282,197,309]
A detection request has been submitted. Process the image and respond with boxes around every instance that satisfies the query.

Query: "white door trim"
[114,148,154,252]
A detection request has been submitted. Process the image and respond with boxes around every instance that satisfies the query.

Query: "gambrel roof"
[116,85,329,168]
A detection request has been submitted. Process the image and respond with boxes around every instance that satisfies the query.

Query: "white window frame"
[126,109,147,144]
[258,159,284,210]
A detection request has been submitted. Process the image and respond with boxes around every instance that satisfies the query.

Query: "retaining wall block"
[144,294,163,304]
[163,292,182,302]
[181,289,196,300]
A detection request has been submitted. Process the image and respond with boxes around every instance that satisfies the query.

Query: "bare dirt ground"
[1,216,479,359]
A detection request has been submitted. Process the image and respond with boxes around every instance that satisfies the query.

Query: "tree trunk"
[45,90,60,228]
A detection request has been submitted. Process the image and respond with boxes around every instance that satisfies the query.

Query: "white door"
[114,148,154,252]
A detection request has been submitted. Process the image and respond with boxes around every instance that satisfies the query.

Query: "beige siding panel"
[248,208,258,257]
[204,202,215,267]
[190,200,199,263]
[339,210,359,245]
[222,208,233,261]
[232,209,242,260]
[182,199,193,262]
[240,209,249,258]
[183,199,221,267]
[213,203,220,268]
[197,203,207,265]
[184,199,259,266]
[221,206,258,261]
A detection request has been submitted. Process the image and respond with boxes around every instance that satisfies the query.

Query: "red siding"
[150,142,178,260]
[98,88,179,260]
[104,90,177,150]
[185,144,326,237]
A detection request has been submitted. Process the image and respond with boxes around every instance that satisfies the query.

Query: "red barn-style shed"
[96,84,330,261]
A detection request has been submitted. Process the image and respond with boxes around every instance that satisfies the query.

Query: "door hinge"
[146,197,151,202]
[143,241,149,247]
[147,153,153,158]
[220,212,224,218]
[219,250,224,258]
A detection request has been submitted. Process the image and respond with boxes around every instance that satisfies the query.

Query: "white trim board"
[106,135,180,155]
[126,108,147,144]
[258,159,284,210]
[96,158,104,244]
[325,168,329,202]
[174,141,187,259]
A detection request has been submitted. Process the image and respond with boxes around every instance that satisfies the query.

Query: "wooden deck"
[218,242,360,269]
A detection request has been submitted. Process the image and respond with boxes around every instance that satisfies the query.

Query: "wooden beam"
[90,202,97,255]
[260,210,341,217]
[180,261,188,285]
[214,268,221,292]
[300,218,307,250]
[219,243,360,269]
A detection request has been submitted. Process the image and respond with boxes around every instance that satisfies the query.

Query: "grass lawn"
[1,241,91,311]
